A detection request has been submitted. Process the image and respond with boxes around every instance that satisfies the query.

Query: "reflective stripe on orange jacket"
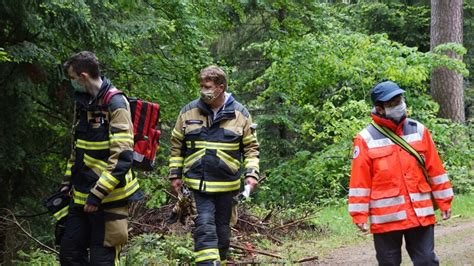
[349,114,453,234]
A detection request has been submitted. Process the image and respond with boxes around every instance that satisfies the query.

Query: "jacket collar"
[198,93,235,113]
[197,93,236,122]
[371,111,406,134]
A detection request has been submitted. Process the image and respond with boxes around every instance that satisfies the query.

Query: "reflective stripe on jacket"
[63,77,139,206]
[169,94,260,193]
[349,114,453,234]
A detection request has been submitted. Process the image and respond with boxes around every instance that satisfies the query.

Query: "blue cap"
[370,81,405,104]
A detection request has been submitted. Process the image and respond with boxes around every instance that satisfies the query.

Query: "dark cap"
[370,81,405,104]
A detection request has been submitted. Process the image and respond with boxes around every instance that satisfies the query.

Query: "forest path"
[312,218,474,265]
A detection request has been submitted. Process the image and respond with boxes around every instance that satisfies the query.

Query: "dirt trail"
[313,218,474,265]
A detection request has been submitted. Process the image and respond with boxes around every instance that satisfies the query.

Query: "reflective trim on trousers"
[114,245,120,266]
[349,188,371,197]
[195,248,220,263]
[370,196,405,208]
[370,211,407,224]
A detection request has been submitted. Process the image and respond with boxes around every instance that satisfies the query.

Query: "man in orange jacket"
[349,81,453,265]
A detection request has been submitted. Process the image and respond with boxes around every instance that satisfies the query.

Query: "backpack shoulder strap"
[103,88,124,105]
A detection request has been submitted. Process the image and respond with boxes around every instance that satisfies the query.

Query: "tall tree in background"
[430,0,465,122]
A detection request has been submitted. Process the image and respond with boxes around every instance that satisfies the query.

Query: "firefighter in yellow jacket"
[169,65,260,265]
[58,51,142,265]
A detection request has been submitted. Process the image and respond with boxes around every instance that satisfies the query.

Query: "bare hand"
[244,177,258,193]
[442,208,452,220]
[84,204,99,213]
[356,223,368,232]
[170,178,183,193]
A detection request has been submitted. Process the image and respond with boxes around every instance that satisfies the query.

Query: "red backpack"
[103,88,160,171]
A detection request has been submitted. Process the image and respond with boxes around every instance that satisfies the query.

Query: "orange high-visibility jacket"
[349,114,453,234]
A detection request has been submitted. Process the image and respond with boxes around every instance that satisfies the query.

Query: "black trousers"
[59,206,120,266]
[193,191,234,265]
[373,225,439,266]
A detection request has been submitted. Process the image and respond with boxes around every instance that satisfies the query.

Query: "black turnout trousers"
[59,206,120,266]
[373,225,439,266]
[193,191,234,265]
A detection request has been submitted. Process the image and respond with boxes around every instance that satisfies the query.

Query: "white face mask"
[384,100,407,122]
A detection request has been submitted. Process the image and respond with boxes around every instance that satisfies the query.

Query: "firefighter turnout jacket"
[168,94,260,193]
[62,77,140,208]
[349,114,453,234]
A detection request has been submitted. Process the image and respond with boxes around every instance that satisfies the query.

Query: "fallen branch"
[270,213,320,231]
[230,243,282,259]
[266,234,283,245]
[164,190,177,200]
[0,209,58,255]
[297,255,319,263]
[238,218,268,230]
[231,259,287,265]
[129,220,164,230]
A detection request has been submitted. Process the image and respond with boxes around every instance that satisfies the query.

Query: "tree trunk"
[430,0,465,122]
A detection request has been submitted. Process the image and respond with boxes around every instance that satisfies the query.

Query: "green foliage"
[14,249,58,266]
[464,3,474,80]
[341,3,431,51]
[123,233,194,265]
[0,48,10,62]
[3,0,474,262]
[137,172,169,208]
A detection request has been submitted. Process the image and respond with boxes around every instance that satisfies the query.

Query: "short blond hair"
[198,65,227,89]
